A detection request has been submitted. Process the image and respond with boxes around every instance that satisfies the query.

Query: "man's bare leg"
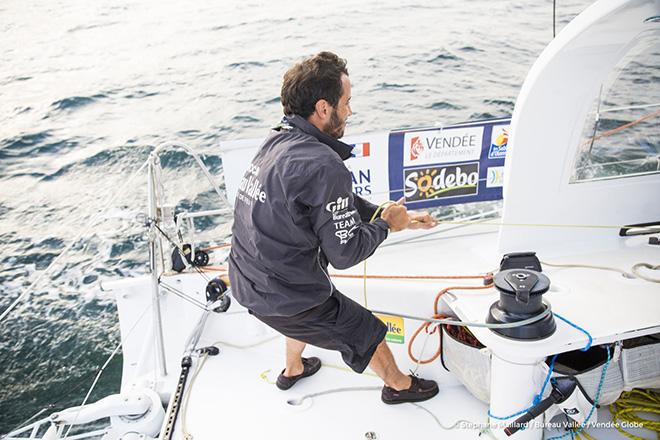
[368,339,412,390]
[284,337,306,377]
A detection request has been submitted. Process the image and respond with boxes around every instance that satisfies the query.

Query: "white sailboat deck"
[110,223,658,439]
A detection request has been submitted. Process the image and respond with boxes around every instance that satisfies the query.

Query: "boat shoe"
[381,374,439,404]
[276,357,322,390]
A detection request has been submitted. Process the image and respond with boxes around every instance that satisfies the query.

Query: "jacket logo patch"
[335,225,358,244]
[325,196,349,213]
[334,217,356,230]
[237,162,267,205]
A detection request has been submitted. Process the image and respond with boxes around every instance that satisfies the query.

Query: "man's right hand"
[380,197,410,232]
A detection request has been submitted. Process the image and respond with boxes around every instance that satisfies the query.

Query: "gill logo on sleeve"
[325,196,349,213]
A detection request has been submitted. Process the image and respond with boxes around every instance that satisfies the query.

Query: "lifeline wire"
[60,304,153,439]
[62,340,123,439]
[1,306,149,439]
[370,302,553,329]
[0,157,150,324]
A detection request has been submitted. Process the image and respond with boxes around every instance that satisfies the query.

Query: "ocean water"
[0,0,593,433]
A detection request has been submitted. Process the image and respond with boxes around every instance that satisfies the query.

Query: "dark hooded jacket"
[228,115,389,317]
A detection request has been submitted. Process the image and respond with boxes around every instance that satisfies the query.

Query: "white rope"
[370,301,553,329]
[541,260,635,279]
[287,386,482,433]
[0,158,150,325]
[380,208,502,248]
[410,402,479,431]
[599,102,660,113]
[543,260,660,283]
[631,262,660,283]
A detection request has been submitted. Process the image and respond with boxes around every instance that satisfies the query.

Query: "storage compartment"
[536,333,660,406]
[621,333,660,389]
[536,344,625,406]
[441,324,491,403]
[441,325,660,406]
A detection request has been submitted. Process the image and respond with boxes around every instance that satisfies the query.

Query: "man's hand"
[408,211,437,229]
[380,197,410,232]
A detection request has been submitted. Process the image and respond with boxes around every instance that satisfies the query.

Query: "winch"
[487,267,556,340]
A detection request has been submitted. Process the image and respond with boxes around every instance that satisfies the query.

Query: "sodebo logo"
[325,196,349,213]
[404,163,479,202]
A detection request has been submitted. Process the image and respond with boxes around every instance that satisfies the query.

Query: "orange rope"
[591,108,660,143]
[407,279,493,365]
[199,265,228,272]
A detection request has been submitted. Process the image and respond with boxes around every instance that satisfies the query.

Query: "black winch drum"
[487,268,556,340]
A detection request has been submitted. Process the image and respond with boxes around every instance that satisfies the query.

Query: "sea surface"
[1,0,599,432]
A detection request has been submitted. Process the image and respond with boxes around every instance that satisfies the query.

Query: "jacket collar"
[279,115,353,161]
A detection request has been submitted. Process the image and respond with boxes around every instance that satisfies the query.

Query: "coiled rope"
[609,389,660,440]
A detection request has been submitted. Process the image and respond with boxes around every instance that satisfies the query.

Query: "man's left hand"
[407,211,437,230]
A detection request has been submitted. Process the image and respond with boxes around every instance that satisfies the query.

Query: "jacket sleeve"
[297,161,389,270]
[353,195,381,222]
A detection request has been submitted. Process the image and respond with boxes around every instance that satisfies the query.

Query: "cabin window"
[570,29,660,183]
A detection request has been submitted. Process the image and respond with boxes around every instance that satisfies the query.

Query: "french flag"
[351,142,370,158]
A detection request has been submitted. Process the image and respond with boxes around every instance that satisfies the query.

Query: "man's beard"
[324,108,345,139]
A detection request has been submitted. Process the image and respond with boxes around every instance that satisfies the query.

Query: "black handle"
[503,395,555,436]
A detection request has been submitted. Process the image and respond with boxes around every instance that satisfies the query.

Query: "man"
[229,51,439,404]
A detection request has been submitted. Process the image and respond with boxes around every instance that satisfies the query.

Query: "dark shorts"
[251,290,387,373]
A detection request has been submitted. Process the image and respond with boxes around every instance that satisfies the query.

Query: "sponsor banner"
[489,124,509,159]
[388,118,510,209]
[403,126,484,167]
[219,138,262,207]
[487,166,504,188]
[375,314,405,344]
[219,119,509,211]
[343,132,390,203]
[404,162,479,202]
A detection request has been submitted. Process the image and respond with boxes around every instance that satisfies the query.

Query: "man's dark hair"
[281,51,348,118]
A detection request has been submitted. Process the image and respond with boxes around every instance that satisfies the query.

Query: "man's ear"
[314,99,330,121]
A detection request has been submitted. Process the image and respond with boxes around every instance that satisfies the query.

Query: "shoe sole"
[381,387,439,405]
